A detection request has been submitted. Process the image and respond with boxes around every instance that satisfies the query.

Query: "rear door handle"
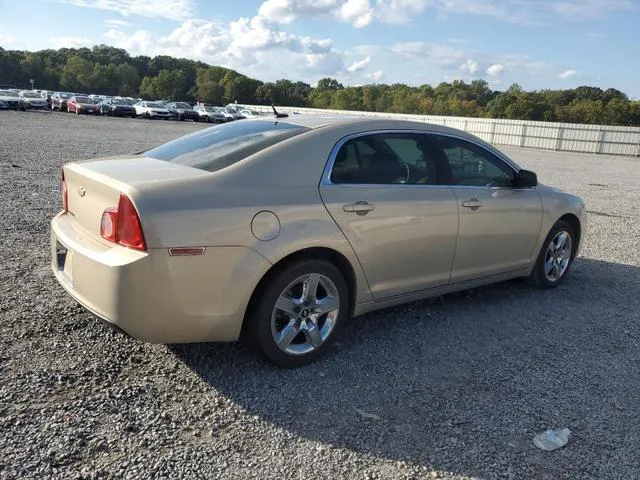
[343,201,375,215]
[461,198,484,210]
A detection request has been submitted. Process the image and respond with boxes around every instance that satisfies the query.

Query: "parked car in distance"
[51,116,587,367]
[134,101,172,119]
[19,90,48,109]
[237,109,262,119]
[0,84,17,89]
[51,92,73,111]
[0,89,27,110]
[98,97,137,117]
[224,104,246,120]
[114,97,136,106]
[165,102,199,121]
[194,105,231,123]
[67,96,99,115]
[39,90,54,105]
[213,107,234,122]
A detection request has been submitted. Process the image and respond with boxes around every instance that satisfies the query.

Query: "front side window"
[431,135,514,187]
[330,133,436,185]
[144,120,309,173]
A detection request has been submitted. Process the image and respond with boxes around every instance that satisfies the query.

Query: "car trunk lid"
[63,156,207,242]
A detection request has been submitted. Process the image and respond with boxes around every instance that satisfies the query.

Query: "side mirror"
[515,169,537,188]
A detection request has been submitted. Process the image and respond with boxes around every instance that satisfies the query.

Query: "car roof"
[256,114,478,138]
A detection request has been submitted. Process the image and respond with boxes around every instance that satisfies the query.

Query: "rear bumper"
[51,212,271,343]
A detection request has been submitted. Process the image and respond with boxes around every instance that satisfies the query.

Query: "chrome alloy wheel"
[271,273,340,355]
[544,231,573,282]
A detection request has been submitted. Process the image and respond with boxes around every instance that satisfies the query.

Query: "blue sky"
[1,0,639,97]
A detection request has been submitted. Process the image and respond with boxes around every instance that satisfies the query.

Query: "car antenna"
[271,104,288,118]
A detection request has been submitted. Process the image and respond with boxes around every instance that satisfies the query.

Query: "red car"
[67,96,99,115]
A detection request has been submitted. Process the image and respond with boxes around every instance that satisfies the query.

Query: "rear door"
[319,132,459,300]
[429,134,542,282]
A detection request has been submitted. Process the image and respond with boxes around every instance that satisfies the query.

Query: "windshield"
[59,93,72,99]
[204,106,217,113]
[21,92,41,98]
[111,99,126,105]
[146,102,162,108]
[0,90,16,96]
[143,120,309,173]
[75,96,92,103]
[173,102,191,109]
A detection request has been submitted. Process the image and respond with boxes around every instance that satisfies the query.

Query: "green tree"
[60,55,94,92]
[139,69,186,100]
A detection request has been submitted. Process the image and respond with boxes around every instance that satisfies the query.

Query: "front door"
[429,134,543,283]
[320,132,459,300]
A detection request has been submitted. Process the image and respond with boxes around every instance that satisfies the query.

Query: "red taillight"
[61,170,68,213]
[99,194,147,251]
[117,194,146,250]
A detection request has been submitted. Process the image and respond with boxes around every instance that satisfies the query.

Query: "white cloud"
[460,58,479,74]
[376,0,429,23]
[259,0,375,27]
[62,0,195,21]
[347,56,371,72]
[258,0,433,26]
[103,15,345,80]
[337,0,375,27]
[0,30,15,46]
[50,36,92,49]
[104,29,155,56]
[390,42,467,67]
[486,63,504,76]
[558,69,577,79]
[367,69,384,81]
[551,0,635,19]
[105,19,132,27]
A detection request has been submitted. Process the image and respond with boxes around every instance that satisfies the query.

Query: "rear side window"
[143,120,309,172]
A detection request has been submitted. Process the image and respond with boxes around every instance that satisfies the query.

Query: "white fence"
[246,105,640,157]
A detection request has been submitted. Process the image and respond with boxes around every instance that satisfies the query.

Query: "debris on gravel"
[1,110,639,479]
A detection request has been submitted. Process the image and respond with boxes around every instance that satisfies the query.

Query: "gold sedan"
[51,115,587,367]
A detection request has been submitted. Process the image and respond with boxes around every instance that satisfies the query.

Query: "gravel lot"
[1,110,639,480]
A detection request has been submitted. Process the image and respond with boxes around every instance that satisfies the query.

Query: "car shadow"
[168,258,640,478]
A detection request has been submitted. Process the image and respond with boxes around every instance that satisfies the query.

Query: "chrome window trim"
[320,129,522,188]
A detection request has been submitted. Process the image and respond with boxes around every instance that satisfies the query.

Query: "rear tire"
[246,259,349,368]
[526,220,576,289]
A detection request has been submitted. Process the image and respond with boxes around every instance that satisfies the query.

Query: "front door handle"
[343,201,375,215]
[461,198,484,210]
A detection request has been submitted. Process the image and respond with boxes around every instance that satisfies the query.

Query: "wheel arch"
[557,213,581,257]
[241,247,357,338]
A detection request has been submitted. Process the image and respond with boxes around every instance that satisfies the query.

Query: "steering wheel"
[392,161,411,184]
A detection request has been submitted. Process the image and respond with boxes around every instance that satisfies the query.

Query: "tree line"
[1,45,639,126]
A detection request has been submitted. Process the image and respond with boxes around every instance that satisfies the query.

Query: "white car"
[134,101,172,119]
[237,109,261,119]
[19,90,48,109]
[193,105,234,123]
[0,90,26,110]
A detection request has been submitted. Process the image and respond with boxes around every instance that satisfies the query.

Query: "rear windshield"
[143,120,309,172]
[76,96,92,103]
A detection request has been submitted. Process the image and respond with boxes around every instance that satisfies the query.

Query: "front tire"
[526,220,576,288]
[246,260,349,368]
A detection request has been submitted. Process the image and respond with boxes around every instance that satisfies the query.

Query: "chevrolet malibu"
[51,116,586,367]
